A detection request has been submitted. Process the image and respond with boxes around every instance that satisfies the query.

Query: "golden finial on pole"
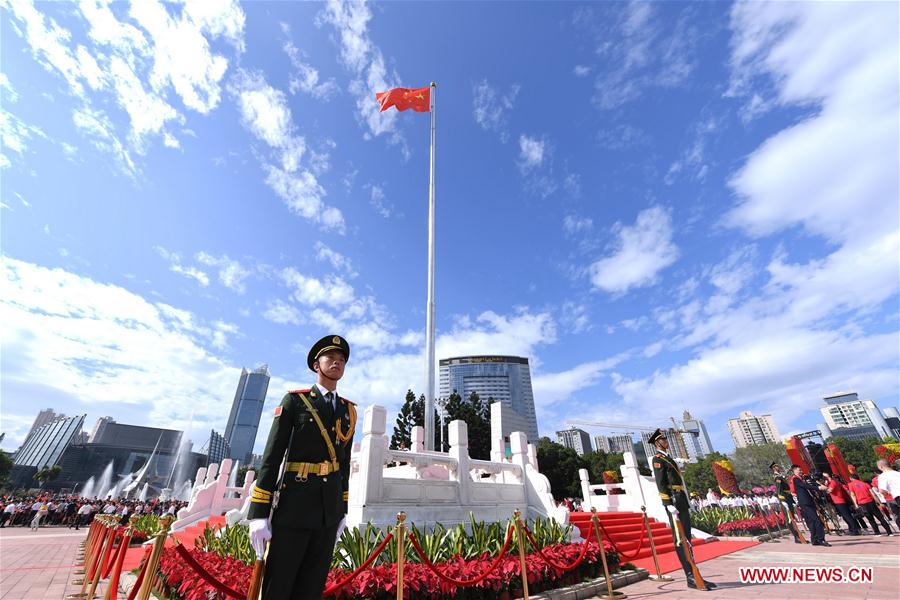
[136,513,174,600]
[591,508,625,599]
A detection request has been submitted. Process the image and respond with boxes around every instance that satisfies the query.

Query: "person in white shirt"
[876,459,900,531]
[75,503,93,530]
[103,503,115,514]
[706,488,720,508]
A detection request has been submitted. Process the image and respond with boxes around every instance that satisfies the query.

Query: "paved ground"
[612,534,900,600]
[0,526,104,600]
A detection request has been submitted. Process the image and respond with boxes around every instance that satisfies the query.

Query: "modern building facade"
[557,427,592,455]
[819,392,898,440]
[439,355,539,441]
[593,434,633,455]
[13,414,85,470]
[19,409,65,450]
[208,429,231,465]
[640,429,688,467]
[727,411,781,448]
[680,411,714,461]
[224,365,271,465]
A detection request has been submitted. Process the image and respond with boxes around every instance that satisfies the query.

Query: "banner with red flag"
[375,87,430,112]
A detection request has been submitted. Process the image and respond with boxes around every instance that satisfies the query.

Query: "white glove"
[249,518,271,559]
[335,517,346,543]
[667,505,678,515]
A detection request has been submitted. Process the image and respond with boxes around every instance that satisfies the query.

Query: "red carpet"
[121,514,228,571]
[568,511,757,571]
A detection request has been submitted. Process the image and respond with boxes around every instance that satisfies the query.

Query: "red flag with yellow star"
[375,87,430,112]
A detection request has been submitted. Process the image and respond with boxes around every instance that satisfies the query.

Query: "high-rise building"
[14,414,85,470]
[557,427,592,455]
[727,411,781,448]
[819,392,897,440]
[680,411,714,461]
[640,429,688,467]
[593,434,633,455]
[224,365,271,465]
[20,409,65,449]
[439,356,539,441]
[89,417,116,443]
[208,430,230,465]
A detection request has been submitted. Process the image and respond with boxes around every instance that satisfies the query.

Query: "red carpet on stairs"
[120,514,229,571]
[568,511,754,570]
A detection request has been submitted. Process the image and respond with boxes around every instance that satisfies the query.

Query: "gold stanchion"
[85,517,118,600]
[513,509,530,600]
[136,513,174,600]
[70,516,112,597]
[395,512,406,600]
[591,508,625,599]
[103,515,138,600]
[641,506,673,582]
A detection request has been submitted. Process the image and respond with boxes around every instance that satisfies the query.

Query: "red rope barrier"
[126,546,152,600]
[90,528,116,580]
[103,533,126,579]
[407,525,515,587]
[522,521,594,572]
[593,517,646,561]
[106,532,132,600]
[323,533,395,596]
[172,543,247,600]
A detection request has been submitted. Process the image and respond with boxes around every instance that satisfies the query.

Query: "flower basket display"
[874,443,900,465]
[711,459,740,495]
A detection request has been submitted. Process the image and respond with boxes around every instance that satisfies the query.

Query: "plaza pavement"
[609,534,900,600]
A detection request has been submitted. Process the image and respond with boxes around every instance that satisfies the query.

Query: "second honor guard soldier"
[248,335,357,599]
[771,462,805,543]
[650,429,717,591]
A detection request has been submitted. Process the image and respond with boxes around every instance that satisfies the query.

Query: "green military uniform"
[772,463,803,543]
[249,336,356,600]
[652,448,694,578]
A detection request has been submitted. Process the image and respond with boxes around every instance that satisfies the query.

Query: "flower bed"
[716,512,784,537]
[155,534,618,600]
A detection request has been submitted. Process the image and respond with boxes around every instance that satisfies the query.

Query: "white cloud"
[318,0,403,144]
[284,40,339,99]
[573,65,591,77]
[108,55,180,149]
[263,299,302,325]
[154,246,210,286]
[314,242,356,276]
[532,354,627,409]
[72,107,137,176]
[472,79,519,142]
[195,251,250,294]
[589,206,679,294]
[563,215,593,235]
[726,1,898,244]
[367,183,393,218]
[518,134,545,172]
[0,107,47,168]
[281,267,355,307]
[0,257,251,447]
[264,166,345,232]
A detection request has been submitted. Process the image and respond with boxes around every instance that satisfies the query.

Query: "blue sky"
[1,0,898,458]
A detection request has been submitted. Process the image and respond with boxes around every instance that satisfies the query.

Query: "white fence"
[173,458,255,530]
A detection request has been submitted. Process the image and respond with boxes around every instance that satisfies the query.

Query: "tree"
[33,465,62,489]
[0,450,12,489]
[443,391,492,459]
[731,442,790,488]
[536,437,586,500]
[682,452,729,495]
[389,390,440,450]
[828,435,883,482]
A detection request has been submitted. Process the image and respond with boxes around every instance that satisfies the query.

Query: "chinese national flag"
[375,87,430,112]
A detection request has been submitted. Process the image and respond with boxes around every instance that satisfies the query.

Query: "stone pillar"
[205,463,219,484]
[213,459,232,514]
[527,443,538,470]
[579,468,592,510]
[449,419,470,504]
[411,426,425,453]
[354,405,387,507]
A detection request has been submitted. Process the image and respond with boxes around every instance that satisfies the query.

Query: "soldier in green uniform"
[650,428,717,591]
[771,462,804,543]
[248,335,357,600]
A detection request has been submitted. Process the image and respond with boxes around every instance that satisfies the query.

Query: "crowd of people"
[0,493,188,531]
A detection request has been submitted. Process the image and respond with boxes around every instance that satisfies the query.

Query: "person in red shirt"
[822,472,860,535]
[848,475,893,536]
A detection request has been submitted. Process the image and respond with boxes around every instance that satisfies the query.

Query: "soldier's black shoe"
[686,576,715,590]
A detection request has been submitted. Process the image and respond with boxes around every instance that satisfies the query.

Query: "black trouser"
[664,503,694,576]
[263,522,339,600]
[779,499,802,541]
[799,504,825,543]
[858,502,892,534]
[833,503,859,534]
[0,512,9,527]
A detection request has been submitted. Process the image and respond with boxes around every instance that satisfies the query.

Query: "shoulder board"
[288,389,311,394]
[340,398,356,405]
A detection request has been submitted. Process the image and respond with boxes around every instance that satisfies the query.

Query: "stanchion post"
[513,509,530,600]
[136,513,174,600]
[70,516,110,595]
[103,515,138,600]
[395,512,406,600]
[86,518,118,600]
[591,508,625,599]
[641,506,673,582]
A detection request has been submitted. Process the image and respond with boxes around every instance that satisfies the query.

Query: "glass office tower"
[224,365,271,465]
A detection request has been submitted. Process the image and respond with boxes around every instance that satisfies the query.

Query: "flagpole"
[424,81,437,452]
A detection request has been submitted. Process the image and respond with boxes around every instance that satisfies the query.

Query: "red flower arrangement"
[157,540,618,600]
[716,512,785,536]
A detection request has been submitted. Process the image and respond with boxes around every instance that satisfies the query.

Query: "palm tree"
[33,465,62,490]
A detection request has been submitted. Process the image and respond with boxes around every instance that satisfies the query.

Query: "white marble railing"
[172,458,255,531]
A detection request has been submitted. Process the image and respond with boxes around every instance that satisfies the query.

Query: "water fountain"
[177,480,193,501]
[122,435,163,498]
[80,476,96,499]
[96,460,114,499]
[138,482,149,502]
